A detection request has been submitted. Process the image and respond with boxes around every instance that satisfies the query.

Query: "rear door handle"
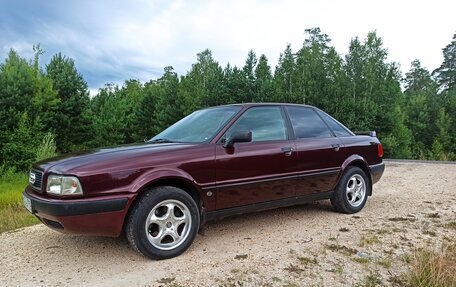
[281,147,294,156]
[331,144,340,152]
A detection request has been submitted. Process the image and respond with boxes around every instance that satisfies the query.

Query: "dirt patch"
[1,162,455,286]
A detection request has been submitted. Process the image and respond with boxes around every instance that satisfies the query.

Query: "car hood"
[34,142,199,175]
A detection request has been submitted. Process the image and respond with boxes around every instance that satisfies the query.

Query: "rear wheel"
[126,186,200,259]
[331,166,370,214]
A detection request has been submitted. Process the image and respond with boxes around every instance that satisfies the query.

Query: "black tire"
[330,166,371,214]
[126,186,200,260]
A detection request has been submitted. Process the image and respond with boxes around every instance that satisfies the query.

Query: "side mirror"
[223,131,252,148]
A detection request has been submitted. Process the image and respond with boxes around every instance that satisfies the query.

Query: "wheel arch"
[136,177,202,208]
[130,168,204,204]
[122,169,206,235]
[341,155,373,196]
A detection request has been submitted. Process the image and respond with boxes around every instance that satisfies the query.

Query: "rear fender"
[340,155,373,196]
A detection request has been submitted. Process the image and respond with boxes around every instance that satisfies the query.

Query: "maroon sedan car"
[23,103,384,259]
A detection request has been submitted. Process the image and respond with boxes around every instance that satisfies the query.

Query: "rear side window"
[316,110,353,137]
[226,106,287,142]
[286,106,332,139]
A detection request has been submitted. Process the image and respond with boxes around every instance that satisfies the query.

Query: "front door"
[215,106,298,209]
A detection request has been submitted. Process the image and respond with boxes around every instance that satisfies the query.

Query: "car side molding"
[204,191,333,223]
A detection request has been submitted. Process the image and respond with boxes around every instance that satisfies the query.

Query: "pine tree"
[254,54,273,102]
[273,44,295,103]
[241,50,257,102]
[433,33,456,93]
[0,48,59,169]
[46,53,91,152]
[154,67,182,132]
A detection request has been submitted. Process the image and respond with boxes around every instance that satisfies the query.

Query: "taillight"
[377,143,384,158]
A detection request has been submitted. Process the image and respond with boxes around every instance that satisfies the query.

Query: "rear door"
[215,106,299,209]
[285,106,345,196]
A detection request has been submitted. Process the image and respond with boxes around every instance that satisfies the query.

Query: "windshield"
[150,106,242,143]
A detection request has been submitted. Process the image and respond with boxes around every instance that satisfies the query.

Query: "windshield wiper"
[148,138,175,144]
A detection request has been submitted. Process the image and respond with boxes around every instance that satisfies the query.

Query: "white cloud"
[1,0,455,89]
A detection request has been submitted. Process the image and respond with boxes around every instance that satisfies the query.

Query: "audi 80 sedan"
[23,103,384,259]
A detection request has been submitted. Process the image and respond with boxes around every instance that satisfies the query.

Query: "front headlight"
[46,175,83,196]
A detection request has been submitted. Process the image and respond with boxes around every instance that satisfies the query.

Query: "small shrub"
[378,256,393,268]
[426,213,441,219]
[355,271,382,287]
[284,264,304,274]
[422,229,437,237]
[444,221,456,230]
[298,256,318,266]
[234,254,248,260]
[359,234,381,247]
[353,256,370,264]
[325,244,358,256]
[35,132,57,162]
[407,242,456,287]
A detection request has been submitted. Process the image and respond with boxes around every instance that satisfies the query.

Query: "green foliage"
[35,132,57,162]
[433,34,456,93]
[1,112,37,170]
[154,67,183,132]
[0,168,38,233]
[46,53,90,152]
[1,30,456,171]
[404,58,455,160]
[254,54,274,102]
[89,82,139,147]
[0,48,59,171]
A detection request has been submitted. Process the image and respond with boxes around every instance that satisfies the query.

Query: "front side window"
[286,106,333,139]
[225,106,287,142]
[151,106,241,143]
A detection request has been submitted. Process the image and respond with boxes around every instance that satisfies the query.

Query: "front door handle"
[332,144,340,152]
[281,147,294,156]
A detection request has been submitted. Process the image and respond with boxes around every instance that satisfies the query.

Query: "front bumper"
[369,162,385,184]
[23,188,135,237]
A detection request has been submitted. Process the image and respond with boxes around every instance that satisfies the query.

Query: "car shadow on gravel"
[204,200,335,231]
[37,230,149,261]
[28,200,335,262]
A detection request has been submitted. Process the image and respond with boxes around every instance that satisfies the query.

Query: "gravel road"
[1,162,455,286]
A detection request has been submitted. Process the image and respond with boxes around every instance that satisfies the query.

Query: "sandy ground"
[1,162,455,287]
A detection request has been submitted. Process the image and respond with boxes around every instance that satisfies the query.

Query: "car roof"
[215,102,316,109]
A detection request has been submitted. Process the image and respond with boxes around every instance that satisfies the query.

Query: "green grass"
[355,271,382,287]
[407,242,456,287]
[0,171,38,233]
[358,233,381,247]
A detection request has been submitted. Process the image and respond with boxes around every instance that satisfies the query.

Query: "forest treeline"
[1,28,455,171]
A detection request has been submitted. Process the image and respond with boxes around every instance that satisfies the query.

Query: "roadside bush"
[407,242,456,287]
[35,132,57,162]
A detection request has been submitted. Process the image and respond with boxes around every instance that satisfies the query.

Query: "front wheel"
[331,166,371,214]
[126,186,200,259]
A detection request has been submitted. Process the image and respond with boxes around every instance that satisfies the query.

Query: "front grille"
[30,169,43,191]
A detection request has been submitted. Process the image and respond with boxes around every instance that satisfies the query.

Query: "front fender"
[131,168,199,194]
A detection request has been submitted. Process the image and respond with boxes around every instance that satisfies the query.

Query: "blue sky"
[1,0,455,94]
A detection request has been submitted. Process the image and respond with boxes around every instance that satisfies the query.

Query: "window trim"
[314,108,354,137]
[217,105,292,144]
[284,105,335,140]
